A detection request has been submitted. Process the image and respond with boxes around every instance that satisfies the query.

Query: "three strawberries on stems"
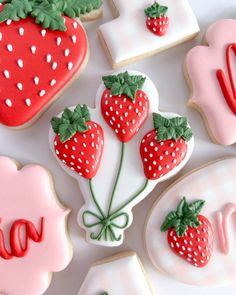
[51,71,193,243]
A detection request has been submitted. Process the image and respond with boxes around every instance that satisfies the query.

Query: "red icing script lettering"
[216,43,236,115]
[0,217,44,260]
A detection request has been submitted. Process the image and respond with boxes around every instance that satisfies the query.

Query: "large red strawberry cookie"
[49,70,194,247]
[0,0,103,128]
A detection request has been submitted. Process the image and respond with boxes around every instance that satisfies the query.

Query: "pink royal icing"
[0,156,71,295]
[216,203,236,255]
[186,19,236,145]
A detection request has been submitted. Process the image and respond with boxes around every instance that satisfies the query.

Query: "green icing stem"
[82,142,149,242]
[107,141,125,216]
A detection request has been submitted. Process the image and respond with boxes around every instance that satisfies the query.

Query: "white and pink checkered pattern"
[77,252,154,294]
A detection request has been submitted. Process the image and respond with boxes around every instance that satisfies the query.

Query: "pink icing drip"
[215,203,236,254]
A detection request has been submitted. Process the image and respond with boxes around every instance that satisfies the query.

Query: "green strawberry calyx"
[0,0,103,31]
[153,113,193,142]
[102,71,146,101]
[160,197,205,237]
[51,104,91,143]
[145,1,168,19]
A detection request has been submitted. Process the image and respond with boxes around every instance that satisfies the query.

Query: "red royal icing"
[216,43,236,115]
[0,217,44,260]
[0,9,88,127]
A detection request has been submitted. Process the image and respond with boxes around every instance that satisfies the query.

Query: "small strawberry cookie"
[98,0,199,68]
[0,0,103,128]
[77,252,154,295]
[49,70,194,247]
[0,156,72,295]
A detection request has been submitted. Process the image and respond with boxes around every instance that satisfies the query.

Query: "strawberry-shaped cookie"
[145,1,169,36]
[49,70,194,247]
[51,104,104,179]
[0,0,103,128]
[140,113,193,180]
[160,197,213,267]
[101,71,150,142]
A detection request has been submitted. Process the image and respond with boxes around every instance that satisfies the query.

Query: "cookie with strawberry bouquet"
[0,0,103,128]
[49,70,194,247]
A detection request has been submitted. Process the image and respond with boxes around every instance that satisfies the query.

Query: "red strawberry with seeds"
[140,113,193,180]
[0,0,102,128]
[145,1,169,36]
[161,197,213,267]
[101,71,150,142]
[51,104,104,179]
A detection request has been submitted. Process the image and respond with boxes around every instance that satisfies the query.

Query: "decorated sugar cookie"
[146,157,236,286]
[185,19,236,145]
[49,70,194,247]
[0,156,72,295]
[98,0,199,68]
[0,0,103,128]
[77,252,154,295]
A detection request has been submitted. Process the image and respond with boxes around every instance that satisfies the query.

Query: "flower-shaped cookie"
[186,19,236,145]
[0,157,71,295]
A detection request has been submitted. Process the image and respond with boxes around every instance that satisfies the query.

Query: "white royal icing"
[77,252,153,294]
[98,0,199,67]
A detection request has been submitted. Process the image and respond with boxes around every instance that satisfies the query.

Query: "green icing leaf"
[51,104,91,143]
[73,117,88,133]
[51,117,61,134]
[0,0,33,22]
[174,219,188,237]
[152,113,193,142]
[189,200,205,215]
[145,1,168,19]
[62,108,74,120]
[160,197,206,237]
[31,0,66,31]
[63,0,102,18]
[0,0,103,30]
[59,123,76,143]
[81,104,91,121]
[102,71,146,100]
[160,211,178,232]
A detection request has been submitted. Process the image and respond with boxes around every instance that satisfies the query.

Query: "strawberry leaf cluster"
[145,1,168,19]
[51,104,91,143]
[153,113,193,142]
[102,71,146,100]
[0,0,102,31]
[161,197,205,237]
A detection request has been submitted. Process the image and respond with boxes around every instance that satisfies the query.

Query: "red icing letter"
[216,43,236,115]
[0,217,44,259]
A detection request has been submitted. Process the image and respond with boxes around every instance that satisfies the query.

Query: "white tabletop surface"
[1,0,236,294]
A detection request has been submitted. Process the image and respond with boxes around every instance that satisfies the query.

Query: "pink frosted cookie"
[0,156,72,295]
[77,252,154,295]
[49,70,194,247]
[185,19,236,145]
[146,157,236,286]
[0,0,102,128]
[98,0,199,68]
